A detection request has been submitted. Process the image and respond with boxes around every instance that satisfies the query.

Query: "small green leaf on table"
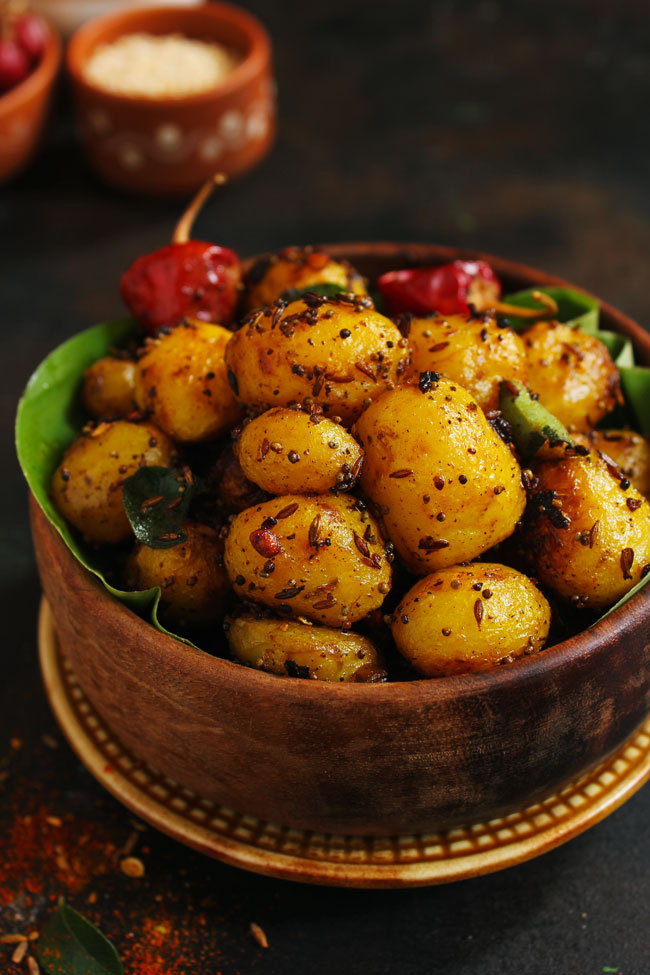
[38,901,124,975]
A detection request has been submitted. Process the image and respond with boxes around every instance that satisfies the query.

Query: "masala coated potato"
[224,494,391,627]
[134,320,243,443]
[243,246,366,311]
[523,322,620,431]
[51,420,176,544]
[82,355,136,418]
[125,522,229,628]
[233,407,363,494]
[578,429,650,498]
[208,444,268,514]
[391,564,551,677]
[525,448,650,608]
[406,312,528,412]
[226,613,386,682]
[353,380,526,574]
[225,293,409,426]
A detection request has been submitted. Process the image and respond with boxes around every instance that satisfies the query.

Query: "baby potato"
[353,380,526,574]
[82,355,136,418]
[233,407,363,494]
[391,564,551,677]
[224,494,391,627]
[524,448,650,608]
[134,320,243,443]
[406,312,528,412]
[51,420,176,544]
[578,429,650,498]
[125,521,229,628]
[226,613,386,682]
[523,322,620,431]
[225,294,409,426]
[209,444,268,514]
[243,246,366,311]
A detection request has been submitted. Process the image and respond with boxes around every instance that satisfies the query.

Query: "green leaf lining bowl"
[20,242,650,836]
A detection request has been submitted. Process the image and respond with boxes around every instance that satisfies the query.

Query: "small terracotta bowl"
[0,17,62,184]
[30,243,650,836]
[66,3,275,195]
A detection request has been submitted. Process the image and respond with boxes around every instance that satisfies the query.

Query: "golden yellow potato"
[125,522,230,628]
[243,246,366,311]
[406,313,528,412]
[225,294,409,426]
[578,429,650,498]
[525,448,650,608]
[226,613,386,682]
[391,564,551,677]
[134,320,243,443]
[224,494,391,627]
[209,444,268,514]
[353,380,526,574]
[523,322,620,431]
[82,355,136,418]
[233,407,363,494]
[51,420,176,544]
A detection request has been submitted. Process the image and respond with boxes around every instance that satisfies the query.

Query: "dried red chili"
[120,173,241,334]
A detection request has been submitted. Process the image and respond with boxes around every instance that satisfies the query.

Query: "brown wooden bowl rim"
[32,240,650,704]
[0,14,62,116]
[66,2,272,108]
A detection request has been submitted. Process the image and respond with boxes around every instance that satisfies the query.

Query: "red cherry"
[14,13,48,62]
[0,39,30,91]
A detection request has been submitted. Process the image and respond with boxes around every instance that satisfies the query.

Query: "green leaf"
[499,381,573,460]
[122,466,194,548]
[15,318,199,650]
[38,901,123,975]
[501,285,600,333]
[281,282,347,302]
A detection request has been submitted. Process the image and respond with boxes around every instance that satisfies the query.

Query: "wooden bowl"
[0,16,62,184]
[30,242,650,836]
[66,3,274,195]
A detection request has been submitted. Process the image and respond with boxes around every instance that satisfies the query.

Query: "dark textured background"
[3,0,650,972]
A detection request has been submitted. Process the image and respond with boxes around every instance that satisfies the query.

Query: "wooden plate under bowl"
[30,242,650,840]
[39,599,650,887]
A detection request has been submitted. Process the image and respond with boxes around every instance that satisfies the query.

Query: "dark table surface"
[3,0,650,972]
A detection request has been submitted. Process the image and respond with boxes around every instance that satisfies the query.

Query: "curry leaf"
[15,318,199,649]
[38,901,123,975]
[281,282,347,302]
[501,285,600,333]
[122,466,194,548]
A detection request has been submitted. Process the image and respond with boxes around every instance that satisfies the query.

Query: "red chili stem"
[172,172,227,245]
[482,290,558,319]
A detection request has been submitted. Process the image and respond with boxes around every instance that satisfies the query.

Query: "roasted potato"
[225,293,409,426]
[209,444,268,514]
[577,429,650,498]
[134,320,243,443]
[523,322,620,431]
[226,612,386,682]
[51,420,176,544]
[391,563,551,677]
[125,521,229,627]
[406,312,528,412]
[353,380,526,574]
[525,448,650,608]
[223,494,391,627]
[233,407,363,494]
[82,355,136,418]
[243,246,366,311]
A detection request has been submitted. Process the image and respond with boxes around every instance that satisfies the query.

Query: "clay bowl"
[31,242,650,837]
[66,3,274,195]
[0,16,62,184]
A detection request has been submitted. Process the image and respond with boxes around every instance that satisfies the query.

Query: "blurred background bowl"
[33,0,202,38]
[66,2,275,195]
[0,15,62,185]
